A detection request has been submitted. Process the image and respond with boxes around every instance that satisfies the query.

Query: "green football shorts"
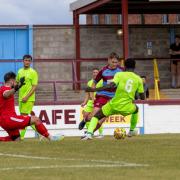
[102,101,136,117]
[19,101,34,115]
[84,100,94,113]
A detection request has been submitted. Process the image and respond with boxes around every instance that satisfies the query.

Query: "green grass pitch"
[0,134,180,180]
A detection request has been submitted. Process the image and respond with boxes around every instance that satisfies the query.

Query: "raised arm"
[85,82,116,92]
[3,77,25,98]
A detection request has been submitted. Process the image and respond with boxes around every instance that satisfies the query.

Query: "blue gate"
[0,25,33,82]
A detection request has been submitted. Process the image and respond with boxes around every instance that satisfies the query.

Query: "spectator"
[141,76,149,99]
[169,35,180,88]
[135,76,149,100]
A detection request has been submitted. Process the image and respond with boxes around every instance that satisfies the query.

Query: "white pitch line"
[0,164,147,171]
[0,152,149,167]
[0,153,53,160]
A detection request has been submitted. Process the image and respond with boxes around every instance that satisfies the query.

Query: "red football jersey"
[0,86,16,117]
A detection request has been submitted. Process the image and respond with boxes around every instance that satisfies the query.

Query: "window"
[177,14,180,24]
[117,14,122,24]
[105,14,111,24]
[162,14,169,24]
[92,15,99,24]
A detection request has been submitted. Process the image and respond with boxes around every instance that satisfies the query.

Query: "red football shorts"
[94,95,111,108]
[0,115,31,137]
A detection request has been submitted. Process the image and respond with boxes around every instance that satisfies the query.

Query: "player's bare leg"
[30,116,64,141]
[93,117,105,138]
[78,111,91,130]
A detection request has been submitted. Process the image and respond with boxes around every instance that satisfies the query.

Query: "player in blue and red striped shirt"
[79,52,124,134]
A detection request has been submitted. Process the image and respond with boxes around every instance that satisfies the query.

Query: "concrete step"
[15,89,180,102]
[14,90,85,102]
[150,89,180,99]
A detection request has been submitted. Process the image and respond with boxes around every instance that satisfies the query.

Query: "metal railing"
[0,57,179,104]
[38,80,87,102]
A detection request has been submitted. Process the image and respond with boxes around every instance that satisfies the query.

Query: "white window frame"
[105,14,111,24]
[117,14,122,24]
[162,14,169,24]
[177,14,180,24]
[92,14,99,24]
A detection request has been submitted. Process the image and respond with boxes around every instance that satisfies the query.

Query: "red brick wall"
[112,14,118,24]
[99,15,105,24]
[128,14,141,24]
[87,15,92,25]
[86,14,179,24]
[144,14,162,24]
[169,14,177,24]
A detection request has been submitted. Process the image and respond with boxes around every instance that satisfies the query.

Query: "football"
[114,127,126,139]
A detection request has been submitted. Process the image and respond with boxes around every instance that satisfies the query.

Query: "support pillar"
[73,11,81,90]
[122,0,129,60]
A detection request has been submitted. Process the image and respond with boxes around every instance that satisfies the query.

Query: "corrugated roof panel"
[70,0,97,11]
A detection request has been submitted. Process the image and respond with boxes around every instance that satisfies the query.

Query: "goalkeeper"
[16,55,38,139]
[0,72,64,141]
[80,68,104,138]
[81,58,145,140]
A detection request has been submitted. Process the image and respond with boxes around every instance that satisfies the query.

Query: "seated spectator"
[169,35,180,88]
[135,76,149,100]
[141,76,149,99]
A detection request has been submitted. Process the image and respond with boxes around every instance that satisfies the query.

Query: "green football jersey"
[110,71,144,110]
[87,79,103,88]
[87,79,103,97]
[16,67,38,102]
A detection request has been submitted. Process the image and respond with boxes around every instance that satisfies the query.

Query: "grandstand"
[1,1,180,103]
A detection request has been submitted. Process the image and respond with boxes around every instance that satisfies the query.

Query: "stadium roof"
[70,0,180,14]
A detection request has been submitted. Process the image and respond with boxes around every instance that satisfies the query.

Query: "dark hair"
[141,75,146,79]
[109,52,119,61]
[4,71,16,82]
[175,35,180,39]
[23,54,32,61]
[92,67,99,71]
[125,58,136,69]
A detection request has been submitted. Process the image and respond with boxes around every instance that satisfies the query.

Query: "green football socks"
[130,112,138,131]
[20,125,37,139]
[88,117,99,134]
[85,122,90,129]
[98,126,103,135]
[20,127,27,139]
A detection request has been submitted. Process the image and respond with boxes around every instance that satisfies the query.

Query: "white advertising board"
[144,104,180,134]
[0,104,144,138]
[1,103,180,138]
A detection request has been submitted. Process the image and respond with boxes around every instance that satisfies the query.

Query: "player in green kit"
[16,55,38,139]
[81,58,145,140]
[80,68,104,138]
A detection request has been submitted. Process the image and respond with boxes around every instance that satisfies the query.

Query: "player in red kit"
[0,71,64,141]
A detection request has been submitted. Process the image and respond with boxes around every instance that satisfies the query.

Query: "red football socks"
[35,122,49,138]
